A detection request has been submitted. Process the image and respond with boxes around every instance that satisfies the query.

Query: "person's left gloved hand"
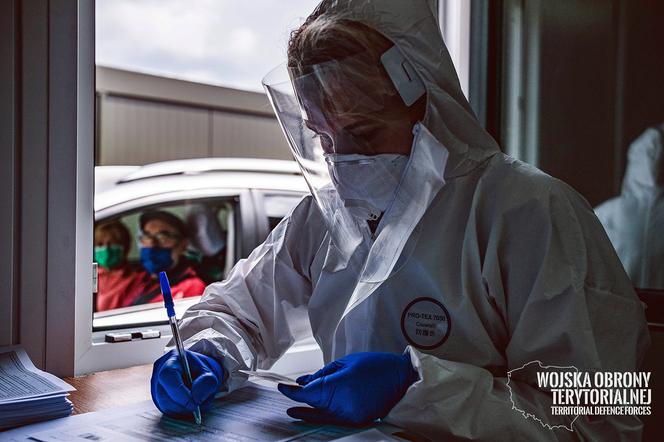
[278,352,419,426]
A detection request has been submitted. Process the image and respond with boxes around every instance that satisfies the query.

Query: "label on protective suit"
[401,297,451,349]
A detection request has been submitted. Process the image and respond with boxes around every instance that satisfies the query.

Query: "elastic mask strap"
[381,45,426,107]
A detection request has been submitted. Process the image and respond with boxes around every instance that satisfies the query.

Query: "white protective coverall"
[596,125,664,289]
[177,1,650,440]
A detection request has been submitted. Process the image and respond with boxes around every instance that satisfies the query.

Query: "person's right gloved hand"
[151,349,224,417]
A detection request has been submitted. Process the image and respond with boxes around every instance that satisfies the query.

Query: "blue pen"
[160,271,202,425]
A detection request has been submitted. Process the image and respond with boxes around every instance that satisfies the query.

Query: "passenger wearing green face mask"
[95,243,124,270]
[94,220,147,312]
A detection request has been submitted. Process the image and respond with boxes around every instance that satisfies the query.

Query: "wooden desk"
[59,367,420,442]
[63,365,152,414]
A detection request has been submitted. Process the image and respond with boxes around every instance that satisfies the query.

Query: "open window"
[55,0,466,375]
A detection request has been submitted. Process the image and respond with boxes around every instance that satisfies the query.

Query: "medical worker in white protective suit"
[150,1,650,440]
[596,125,664,289]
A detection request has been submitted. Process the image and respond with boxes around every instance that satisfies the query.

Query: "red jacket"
[96,265,149,312]
[121,262,207,307]
[96,262,206,312]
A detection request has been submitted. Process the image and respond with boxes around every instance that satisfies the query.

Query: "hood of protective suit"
[314,0,500,179]
[621,124,664,197]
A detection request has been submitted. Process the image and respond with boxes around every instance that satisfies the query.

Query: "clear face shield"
[263,45,433,321]
[263,46,425,231]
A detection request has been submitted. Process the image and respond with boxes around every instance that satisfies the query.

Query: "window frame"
[62,1,470,376]
[439,0,472,98]
[57,0,95,377]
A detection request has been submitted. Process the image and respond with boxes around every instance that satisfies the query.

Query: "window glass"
[93,198,236,330]
[263,194,303,231]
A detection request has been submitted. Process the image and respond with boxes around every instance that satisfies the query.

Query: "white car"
[93,158,308,331]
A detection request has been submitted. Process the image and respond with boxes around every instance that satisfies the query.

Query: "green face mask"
[94,244,125,270]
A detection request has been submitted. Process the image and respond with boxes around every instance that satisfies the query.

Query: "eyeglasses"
[138,230,181,247]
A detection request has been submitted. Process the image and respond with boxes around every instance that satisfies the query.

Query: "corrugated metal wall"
[211,112,290,159]
[96,67,292,165]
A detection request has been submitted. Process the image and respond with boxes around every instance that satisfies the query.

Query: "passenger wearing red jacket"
[94,220,146,312]
[123,210,206,307]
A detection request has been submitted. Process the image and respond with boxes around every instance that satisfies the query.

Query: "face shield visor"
[263,45,430,295]
[265,46,425,223]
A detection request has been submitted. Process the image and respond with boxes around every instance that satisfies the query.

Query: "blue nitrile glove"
[278,352,419,426]
[151,349,225,417]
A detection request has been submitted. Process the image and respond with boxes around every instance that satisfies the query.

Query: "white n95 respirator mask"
[325,153,409,221]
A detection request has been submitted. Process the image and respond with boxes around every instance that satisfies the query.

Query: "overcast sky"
[96,0,321,92]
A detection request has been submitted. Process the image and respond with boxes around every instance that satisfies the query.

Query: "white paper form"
[3,385,365,442]
[0,347,75,403]
[333,428,405,441]
[238,370,300,386]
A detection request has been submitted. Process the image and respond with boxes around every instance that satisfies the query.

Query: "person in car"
[123,210,206,307]
[94,220,146,312]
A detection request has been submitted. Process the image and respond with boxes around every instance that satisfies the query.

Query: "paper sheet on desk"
[238,369,300,386]
[0,347,75,403]
[3,384,378,441]
[0,347,75,431]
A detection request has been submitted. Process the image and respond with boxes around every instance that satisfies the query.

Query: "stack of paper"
[0,347,75,430]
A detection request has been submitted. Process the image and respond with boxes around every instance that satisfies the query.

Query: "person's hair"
[288,16,391,75]
[94,220,131,254]
[139,210,188,239]
[288,9,425,125]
